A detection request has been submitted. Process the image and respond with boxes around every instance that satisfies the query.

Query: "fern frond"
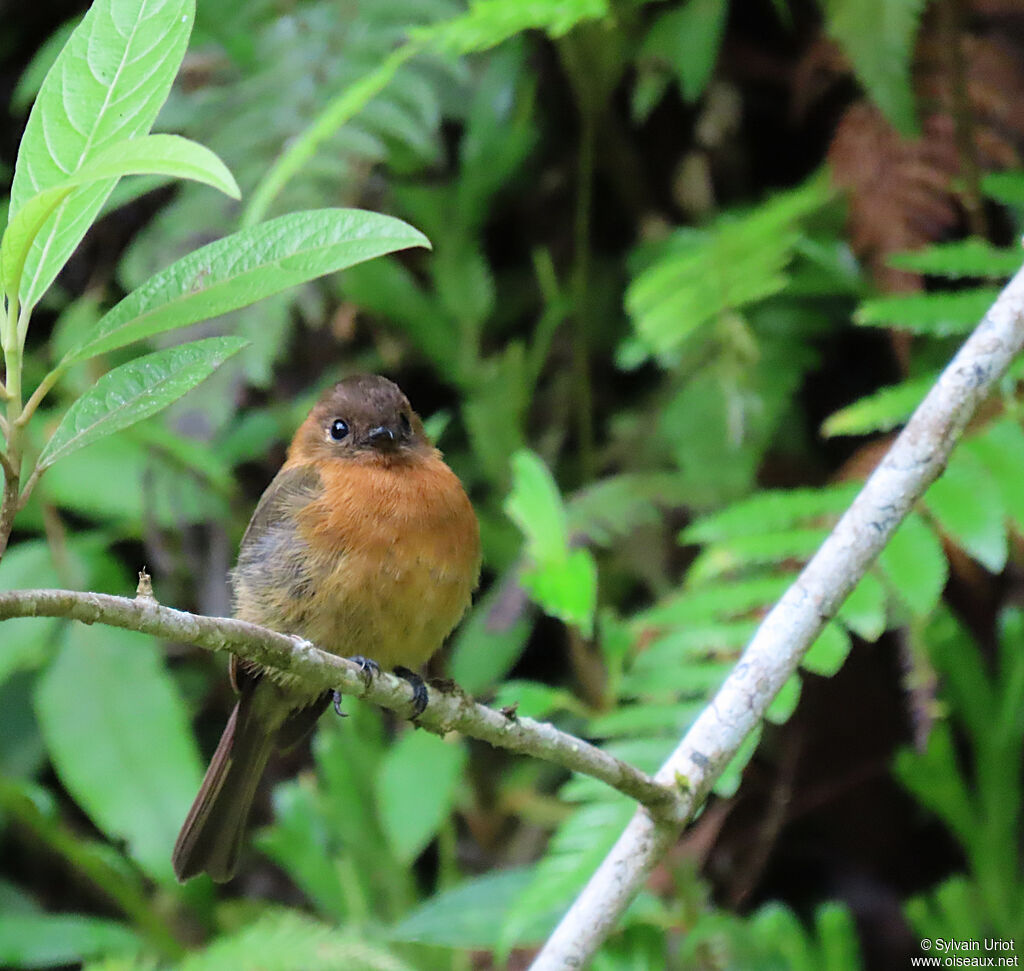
[888,239,1022,279]
[855,288,1001,335]
[821,372,937,437]
[626,178,832,355]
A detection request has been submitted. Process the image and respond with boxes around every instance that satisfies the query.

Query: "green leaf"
[375,731,467,864]
[765,674,802,724]
[888,239,1021,279]
[505,450,570,560]
[521,549,598,637]
[38,337,246,470]
[9,0,195,311]
[981,170,1024,206]
[683,483,858,543]
[500,796,633,951]
[390,868,542,947]
[0,913,141,969]
[567,473,689,547]
[419,0,610,54]
[821,372,937,437]
[177,911,413,971]
[803,622,852,676]
[0,541,63,687]
[814,901,863,971]
[837,570,887,641]
[878,512,947,618]
[687,529,827,583]
[640,0,729,102]
[925,448,1008,572]
[340,257,455,372]
[821,0,927,134]
[964,419,1024,535]
[502,450,599,637]
[242,44,421,228]
[714,722,761,797]
[855,288,1000,336]
[34,625,203,883]
[68,209,428,364]
[2,135,238,304]
[449,577,533,694]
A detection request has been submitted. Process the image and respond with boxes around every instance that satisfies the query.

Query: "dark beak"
[367,425,398,449]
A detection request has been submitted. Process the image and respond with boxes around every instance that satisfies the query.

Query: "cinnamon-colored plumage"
[172,375,480,883]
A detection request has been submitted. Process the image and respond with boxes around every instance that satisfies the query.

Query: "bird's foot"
[346,655,381,688]
[394,666,428,718]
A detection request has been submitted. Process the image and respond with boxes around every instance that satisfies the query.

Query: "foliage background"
[2,0,1023,968]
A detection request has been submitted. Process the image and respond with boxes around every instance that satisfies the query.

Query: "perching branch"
[0,585,686,821]
[529,265,1024,970]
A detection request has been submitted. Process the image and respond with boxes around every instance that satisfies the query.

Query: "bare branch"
[0,587,685,820]
[530,265,1024,969]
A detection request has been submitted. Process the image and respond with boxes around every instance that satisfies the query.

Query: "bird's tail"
[172,687,278,883]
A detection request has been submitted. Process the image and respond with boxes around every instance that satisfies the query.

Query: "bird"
[172,374,481,882]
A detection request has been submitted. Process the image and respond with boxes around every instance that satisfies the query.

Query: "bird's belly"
[300,538,474,669]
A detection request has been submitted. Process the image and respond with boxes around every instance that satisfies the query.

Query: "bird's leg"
[393,666,428,717]
[331,690,348,717]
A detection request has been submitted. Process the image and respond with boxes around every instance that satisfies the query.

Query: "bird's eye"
[329,418,349,441]
[399,412,412,435]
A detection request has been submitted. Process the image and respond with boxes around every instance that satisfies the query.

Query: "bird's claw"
[394,666,428,718]
[347,655,381,688]
[331,690,348,717]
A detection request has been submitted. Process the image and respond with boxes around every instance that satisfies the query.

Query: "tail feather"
[172,690,277,883]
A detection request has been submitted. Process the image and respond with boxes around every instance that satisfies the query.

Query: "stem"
[17,362,67,428]
[570,97,597,481]
[0,587,686,820]
[1,320,24,562]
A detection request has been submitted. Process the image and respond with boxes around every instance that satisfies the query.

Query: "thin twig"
[0,587,685,820]
[529,263,1024,969]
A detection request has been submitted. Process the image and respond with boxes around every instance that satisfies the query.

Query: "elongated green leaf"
[2,135,238,303]
[0,913,141,968]
[390,868,542,947]
[822,0,927,135]
[375,731,467,864]
[34,625,203,883]
[981,170,1024,206]
[67,209,428,363]
[855,288,1000,336]
[888,239,1021,279]
[9,0,195,311]
[683,483,859,543]
[38,336,246,470]
[641,0,728,102]
[821,372,937,437]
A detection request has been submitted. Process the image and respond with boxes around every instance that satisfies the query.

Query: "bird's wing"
[230,463,323,694]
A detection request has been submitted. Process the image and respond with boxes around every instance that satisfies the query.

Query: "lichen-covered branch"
[0,586,684,820]
[530,265,1024,970]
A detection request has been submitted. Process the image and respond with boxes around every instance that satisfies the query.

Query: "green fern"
[626,177,833,357]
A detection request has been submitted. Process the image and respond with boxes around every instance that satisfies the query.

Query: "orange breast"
[291,453,480,670]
